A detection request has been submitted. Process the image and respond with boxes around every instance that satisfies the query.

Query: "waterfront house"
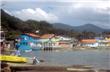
[39,34,76,49]
[40,35,77,49]
[95,35,110,47]
[58,40,73,48]
[104,35,110,46]
[16,33,78,50]
[57,36,76,48]
[80,39,98,47]
[95,37,105,46]
[40,34,61,49]
[16,33,61,50]
[15,33,41,51]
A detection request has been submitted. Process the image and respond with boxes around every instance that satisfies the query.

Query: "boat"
[0,55,27,63]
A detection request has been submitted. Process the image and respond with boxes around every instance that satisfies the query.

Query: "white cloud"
[51,0,110,28]
[3,0,110,28]
[11,8,58,22]
[3,9,12,15]
[70,0,110,13]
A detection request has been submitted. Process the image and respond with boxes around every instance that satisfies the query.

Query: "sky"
[1,0,110,29]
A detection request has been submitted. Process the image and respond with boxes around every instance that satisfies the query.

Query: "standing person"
[7,42,10,50]
[15,48,21,56]
[11,48,21,56]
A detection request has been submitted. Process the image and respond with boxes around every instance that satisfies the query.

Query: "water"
[21,49,110,69]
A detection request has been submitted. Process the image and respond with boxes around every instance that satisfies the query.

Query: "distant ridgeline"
[1,9,110,40]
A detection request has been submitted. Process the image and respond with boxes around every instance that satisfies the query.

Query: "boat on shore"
[0,55,27,63]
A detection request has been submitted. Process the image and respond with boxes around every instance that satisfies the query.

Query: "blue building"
[15,33,41,51]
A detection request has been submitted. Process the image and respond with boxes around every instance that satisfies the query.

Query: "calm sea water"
[21,49,110,69]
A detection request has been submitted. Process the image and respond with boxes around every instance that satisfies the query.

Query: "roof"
[40,34,55,39]
[80,39,96,43]
[25,33,40,38]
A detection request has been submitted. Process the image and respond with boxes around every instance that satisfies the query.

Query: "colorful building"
[104,35,110,46]
[80,39,98,47]
[40,34,61,49]
[15,33,41,51]
[95,35,110,47]
[16,33,77,50]
[16,33,61,50]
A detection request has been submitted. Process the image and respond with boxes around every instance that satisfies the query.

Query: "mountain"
[1,9,25,31]
[73,24,104,32]
[1,9,76,39]
[53,23,73,30]
[1,9,55,32]
[53,23,110,33]
[1,9,110,40]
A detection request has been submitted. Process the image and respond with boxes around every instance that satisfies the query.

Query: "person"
[32,56,40,65]
[7,43,10,49]
[4,42,10,51]
[14,49,21,56]
[11,48,21,56]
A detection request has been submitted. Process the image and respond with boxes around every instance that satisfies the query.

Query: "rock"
[39,60,45,62]
[1,62,11,72]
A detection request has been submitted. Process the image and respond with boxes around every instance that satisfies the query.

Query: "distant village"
[1,30,110,52]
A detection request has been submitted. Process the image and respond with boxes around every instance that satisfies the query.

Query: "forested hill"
[53,23,110,33]
[1,9,53,33]
[1,9,78,40]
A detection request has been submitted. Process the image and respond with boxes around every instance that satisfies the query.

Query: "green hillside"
[1,9,78,40]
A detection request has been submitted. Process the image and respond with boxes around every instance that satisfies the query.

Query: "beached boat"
[0,55,27,63]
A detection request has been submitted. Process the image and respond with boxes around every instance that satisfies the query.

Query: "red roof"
[80,39,96,43]
[40,34,55,39]
[25,33,40,38]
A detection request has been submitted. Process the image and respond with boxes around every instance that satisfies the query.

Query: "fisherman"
[32,56,40,65]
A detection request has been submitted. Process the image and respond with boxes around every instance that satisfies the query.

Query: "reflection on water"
[21,50,110,69]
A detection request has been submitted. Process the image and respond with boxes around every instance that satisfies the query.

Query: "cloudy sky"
[1,0,110,29]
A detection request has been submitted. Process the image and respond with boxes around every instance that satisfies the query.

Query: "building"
[39,34,76,49]
[15,33,41,51]
[15,33,61,50]
[16,33,77,50]
[80,39,98,47]
[40,34,60,49]
[95,35,110,47]
[104,35,110,46]
[55,36,77,48]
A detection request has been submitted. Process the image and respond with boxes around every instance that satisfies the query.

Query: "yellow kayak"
[0,55,27,63]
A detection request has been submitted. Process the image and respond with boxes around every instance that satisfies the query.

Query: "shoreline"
[6,62,110,72]
[47,47,110,52]
[1,47,110,72]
